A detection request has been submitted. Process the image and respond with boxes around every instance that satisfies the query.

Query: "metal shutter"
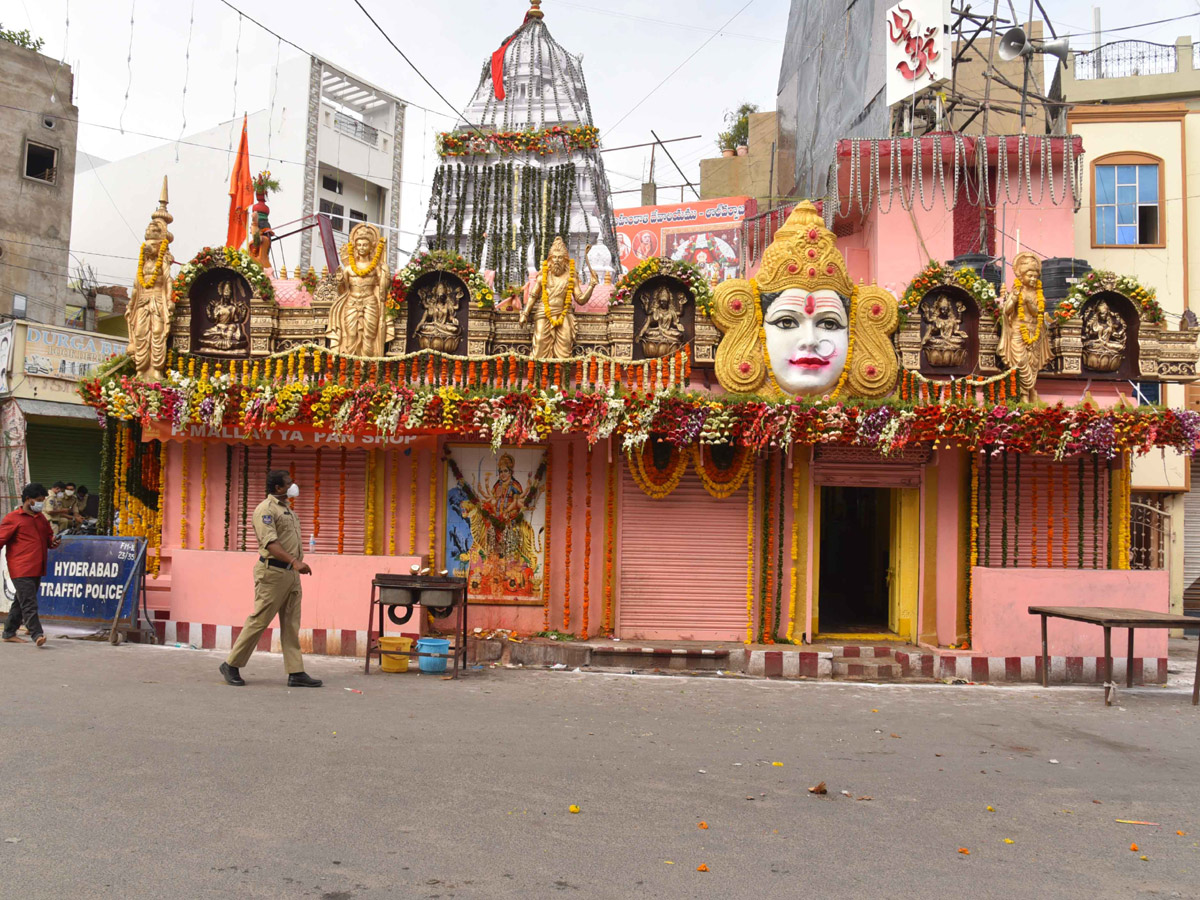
[232,445,369,555]
[617,463,748,641]
[978,454,1108,569]
[26,422,104,495]
[1183,463,1200,606]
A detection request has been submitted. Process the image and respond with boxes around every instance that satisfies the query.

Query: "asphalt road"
[1,638,1198,899]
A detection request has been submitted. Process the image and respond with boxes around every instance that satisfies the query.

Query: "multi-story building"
[1064,35,1200,623]
[0,37,79,325]
[71,54,406,281]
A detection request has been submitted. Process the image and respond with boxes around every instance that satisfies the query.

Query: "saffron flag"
[226,116,253,250]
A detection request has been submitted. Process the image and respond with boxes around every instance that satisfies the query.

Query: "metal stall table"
[366,573,469,678]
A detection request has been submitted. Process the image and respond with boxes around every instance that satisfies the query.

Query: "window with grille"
[1093,154,1162,247]
[319,199,345,232]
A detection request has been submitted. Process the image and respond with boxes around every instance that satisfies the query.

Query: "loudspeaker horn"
[1042,37,1071,64]
[998,26,1033,61]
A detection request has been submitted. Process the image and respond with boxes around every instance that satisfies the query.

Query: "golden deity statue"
[519,236,597,359]
[998,251,1051,403]
[126,177,175,383]
[328,222,391,357]
[199,278,249,354]
[636,282,689,358]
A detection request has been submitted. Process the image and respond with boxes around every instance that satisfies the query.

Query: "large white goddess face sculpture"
[762,287,849,396]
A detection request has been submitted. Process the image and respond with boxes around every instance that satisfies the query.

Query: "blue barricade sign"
[37,535,147,623]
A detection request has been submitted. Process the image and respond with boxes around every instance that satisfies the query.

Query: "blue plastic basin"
[416,637,450,673]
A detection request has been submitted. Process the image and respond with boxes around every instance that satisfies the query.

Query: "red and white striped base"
[154,620,370,658]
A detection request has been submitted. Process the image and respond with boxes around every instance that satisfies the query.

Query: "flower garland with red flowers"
[563,443,574,632]
[901,260,1001,322]
[389,249,495,317]
[627,440,688,499]
[437,124,600,158]
[611,257,714,317]
[602,456,616,636]
[172,246,276,304]
[581,449,592,638]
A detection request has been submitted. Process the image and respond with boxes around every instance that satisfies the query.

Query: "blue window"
[1094,160,1160,246]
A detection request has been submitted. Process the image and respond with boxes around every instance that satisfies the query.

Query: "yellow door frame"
[814,485,920,643]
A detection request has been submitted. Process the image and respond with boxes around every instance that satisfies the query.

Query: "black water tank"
[1040,258,1092,308]
[945,253,1003,290]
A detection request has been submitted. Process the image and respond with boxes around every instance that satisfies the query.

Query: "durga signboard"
[885,0,951,107]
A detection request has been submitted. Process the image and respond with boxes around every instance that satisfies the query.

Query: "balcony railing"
[332,111,380,147]
[1074,41,1177,80]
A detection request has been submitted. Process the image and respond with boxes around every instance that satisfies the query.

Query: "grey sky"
[13,0,1200,264]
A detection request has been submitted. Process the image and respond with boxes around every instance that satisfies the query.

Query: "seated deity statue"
[414,279,464,352]
[200,279,248,354]
[920,294,969,367]
[1082,299,1128,373]
[636,282,689,358]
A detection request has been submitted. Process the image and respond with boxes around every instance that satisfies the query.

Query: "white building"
[71,54,406,281]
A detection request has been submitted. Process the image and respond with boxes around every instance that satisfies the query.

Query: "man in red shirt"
[1,483,58,647]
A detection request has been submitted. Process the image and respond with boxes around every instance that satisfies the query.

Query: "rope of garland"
[179,440,188,548]
[1014,454,1021,565]
[745,458,756,645]
[240,445,249,551]
[1077,456,1085,569]
[542,445,553,632]
[582,448,592,638]
[224,445,233,551]
[199,446,208,551]
[1001,452,1008,567]
[774,452,786,642]
[759,453,771,643]
[603,455,616,636]
[389,450,399,556]
[428,447,437,568]
[365,450,376,556]
[1092,454,1100,569]
[338,447,346,555]
[983,451,991,566]
[786,455,801,643]
[563,443,574,632]
[1061,462,1069,569]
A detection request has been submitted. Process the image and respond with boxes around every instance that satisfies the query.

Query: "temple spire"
[527,0,544,20]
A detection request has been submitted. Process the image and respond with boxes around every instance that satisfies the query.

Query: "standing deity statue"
[519,236,596,359]
[328,223,391,357]
[998,251,1052,403]
[126,177,175,383]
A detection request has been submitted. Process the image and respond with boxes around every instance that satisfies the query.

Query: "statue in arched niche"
[998,251,1051,403]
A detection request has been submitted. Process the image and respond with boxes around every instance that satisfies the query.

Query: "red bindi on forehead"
[805,294,816,314]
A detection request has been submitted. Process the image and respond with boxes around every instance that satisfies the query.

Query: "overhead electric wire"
[349,0,484,137]
[608,0,756,134]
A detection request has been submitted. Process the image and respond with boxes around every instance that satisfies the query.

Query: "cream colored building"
[1064,36,1200,621]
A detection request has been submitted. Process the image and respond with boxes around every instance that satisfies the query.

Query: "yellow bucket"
[378,635,412,673]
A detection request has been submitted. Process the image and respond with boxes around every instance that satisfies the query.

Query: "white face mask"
[286,483,300,499]
[64,489,74,496]
[30,501,44,512]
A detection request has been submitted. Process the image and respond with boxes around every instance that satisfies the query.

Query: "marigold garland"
[409,451,419,555]
[389,450,399,555]
[745,459,756,645]
[313,448,322,539]
[365,450,377,556]
[786,456,801,643]
[136,238,168,289]
[542,445,553,631]
[199,445,208,550]
[540,259,576,327]
[428,447,438,568]
[179,441,189,548]
[581,450,593,639]
[692,444,752,499]
[628,442,688,499]
[602,455,616,636]
[338,447,347,555]
[1016,279,1046,346]
[346,236,386,278]
[1062,463,1070,569]
[967,452,979,648]
[1030,460,1039,567]
[774,453,786,642]
[563,442,574,632]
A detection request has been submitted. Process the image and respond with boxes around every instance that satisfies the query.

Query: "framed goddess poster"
[444,445,548,603]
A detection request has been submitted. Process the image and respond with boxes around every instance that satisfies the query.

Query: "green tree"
[716,102,759,151]
[0,24,45,52]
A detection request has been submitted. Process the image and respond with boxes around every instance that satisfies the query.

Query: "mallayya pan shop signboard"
[613,196,748,282]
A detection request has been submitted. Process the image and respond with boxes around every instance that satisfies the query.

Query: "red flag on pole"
[226,116,253,250]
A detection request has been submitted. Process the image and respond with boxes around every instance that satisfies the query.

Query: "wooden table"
[1028,606,1199,706]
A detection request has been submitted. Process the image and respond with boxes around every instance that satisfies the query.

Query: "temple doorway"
[817,486,892,634]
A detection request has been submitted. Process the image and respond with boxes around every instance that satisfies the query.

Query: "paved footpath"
[1,638,1199,899]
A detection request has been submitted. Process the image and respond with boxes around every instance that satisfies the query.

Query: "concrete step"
[828,644,896,659]
[831,656,901,681]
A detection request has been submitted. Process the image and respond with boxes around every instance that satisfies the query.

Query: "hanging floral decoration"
[626,440,688,499]
[602,455,616,637]
[388,450,398,555]
[745,462,756,645]
[1053,270,1165,324]
[338,446,347,555]
[1016,279,1046,345]
[172,246,276,304]
[365,450,377,556]
[612,257,715,317]
[199,445,208,550]
[437,124,600,158]
[542,446,553,632]
[581,450,592,638]
[758,454,774,644]
[428,447,438,568]
[692,443,752,499]
[901,261,1000,321]
[179,442,189,548]
[563,443,574,632]
[409,451,419,555]
[137,239,169,290]
[785,458,802,644]
[389,249,495,315]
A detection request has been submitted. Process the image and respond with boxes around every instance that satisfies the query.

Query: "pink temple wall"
[971,568,1169,657]
[935,449,966,646]
[156,434,609,639]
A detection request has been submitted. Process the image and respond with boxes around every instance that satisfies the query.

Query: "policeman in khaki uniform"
[220,470,322,688]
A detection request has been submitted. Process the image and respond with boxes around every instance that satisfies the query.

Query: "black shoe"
[220,662,246,686]
[287,671,323,688]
